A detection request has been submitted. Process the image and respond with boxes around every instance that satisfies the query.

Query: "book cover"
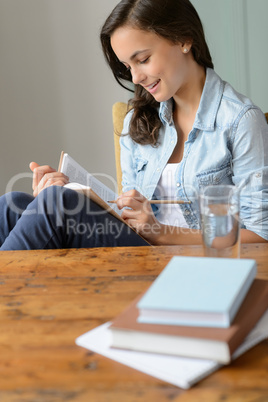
[137,256,257,327]
[109,279,268,363]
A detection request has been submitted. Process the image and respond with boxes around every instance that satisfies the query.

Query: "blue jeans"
[0,187,148,250]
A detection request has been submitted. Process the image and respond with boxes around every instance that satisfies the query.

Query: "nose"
[131,67,146,85]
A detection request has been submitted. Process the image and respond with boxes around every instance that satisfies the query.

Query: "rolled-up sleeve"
[231,108,268,240]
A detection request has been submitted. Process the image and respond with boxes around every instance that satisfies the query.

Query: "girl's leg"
[0,186,148,250]
[0,192,34,247]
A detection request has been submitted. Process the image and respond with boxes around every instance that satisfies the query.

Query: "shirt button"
[255,173,262,178]
[184,210,190,216]
[177,182,181,187]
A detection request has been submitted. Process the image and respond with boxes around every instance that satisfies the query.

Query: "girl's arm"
[117,189,267,245]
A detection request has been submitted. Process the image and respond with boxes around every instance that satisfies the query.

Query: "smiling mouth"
[146,79,160,90]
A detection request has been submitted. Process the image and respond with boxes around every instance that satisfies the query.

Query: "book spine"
[229,265,257,324]
[228,293,268,354]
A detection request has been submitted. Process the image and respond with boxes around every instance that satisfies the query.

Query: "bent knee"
[0,191,34,212]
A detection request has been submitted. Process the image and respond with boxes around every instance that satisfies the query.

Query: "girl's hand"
[116,189,163,244]
[29,162,69,197]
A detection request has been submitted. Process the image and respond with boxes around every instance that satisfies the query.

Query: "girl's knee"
[36,186,84,216]
[0,192,34,214]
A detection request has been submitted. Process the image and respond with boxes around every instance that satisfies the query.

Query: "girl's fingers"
[33,174,69,197]
[30,163,57,191]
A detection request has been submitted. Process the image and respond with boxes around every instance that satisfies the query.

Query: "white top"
[154,164,189,228]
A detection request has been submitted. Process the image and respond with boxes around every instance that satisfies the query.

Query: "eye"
[139,57,150,65]
[124,64,131,72]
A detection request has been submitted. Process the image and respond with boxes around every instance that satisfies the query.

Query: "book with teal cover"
[137,257,257,327]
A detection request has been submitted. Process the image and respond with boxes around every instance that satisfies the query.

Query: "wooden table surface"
[0,244,267,402]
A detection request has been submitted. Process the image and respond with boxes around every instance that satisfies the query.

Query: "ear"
[181,41,193,54]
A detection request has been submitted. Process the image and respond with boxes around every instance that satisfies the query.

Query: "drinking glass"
[199,185,240,258]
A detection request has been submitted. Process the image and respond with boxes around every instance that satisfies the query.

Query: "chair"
[112,102,128,195]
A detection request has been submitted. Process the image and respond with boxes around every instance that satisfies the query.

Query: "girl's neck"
[173,64,206,116]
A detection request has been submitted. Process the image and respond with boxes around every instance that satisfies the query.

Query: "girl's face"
[111,25,193,102]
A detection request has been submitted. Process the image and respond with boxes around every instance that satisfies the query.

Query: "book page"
[75,310,268,389]
[60,153,121,216]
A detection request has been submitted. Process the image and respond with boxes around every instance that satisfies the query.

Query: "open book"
[58,151,124,222]
[58,152,149,243]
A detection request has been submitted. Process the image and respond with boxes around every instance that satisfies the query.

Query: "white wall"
[0,0,128,195]
[191,0,268,111]
[0,0,267,195]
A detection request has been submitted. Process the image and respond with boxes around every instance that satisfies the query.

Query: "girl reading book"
[0,0,267,250]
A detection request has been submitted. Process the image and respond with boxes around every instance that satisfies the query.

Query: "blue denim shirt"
[120,68,268,239]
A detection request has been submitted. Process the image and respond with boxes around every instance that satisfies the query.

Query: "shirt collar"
[159,68,224,131]
[193,68,224,131]
[159,98,173,125]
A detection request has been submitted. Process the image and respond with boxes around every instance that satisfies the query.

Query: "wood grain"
[0,244,267,401]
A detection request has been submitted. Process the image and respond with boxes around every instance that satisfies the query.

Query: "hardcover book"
[109,279,268,363]
[137,256,257,327]
[76,309,268,389]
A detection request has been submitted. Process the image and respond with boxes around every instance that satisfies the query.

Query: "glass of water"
[199,185,240,258]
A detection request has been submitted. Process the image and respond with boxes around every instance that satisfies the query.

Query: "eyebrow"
[128,49,150,61]
[121,49,149,63]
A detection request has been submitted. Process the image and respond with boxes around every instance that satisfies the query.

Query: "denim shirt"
[120,68,268,239]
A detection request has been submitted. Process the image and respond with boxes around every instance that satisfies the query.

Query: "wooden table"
[0,244,267,402]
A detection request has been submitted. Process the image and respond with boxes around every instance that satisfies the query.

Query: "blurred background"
[0,0,267,195]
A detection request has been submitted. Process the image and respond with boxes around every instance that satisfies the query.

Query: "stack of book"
[108,256,268,364]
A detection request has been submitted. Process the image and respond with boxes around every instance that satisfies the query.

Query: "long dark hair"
[100,0,214,145]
